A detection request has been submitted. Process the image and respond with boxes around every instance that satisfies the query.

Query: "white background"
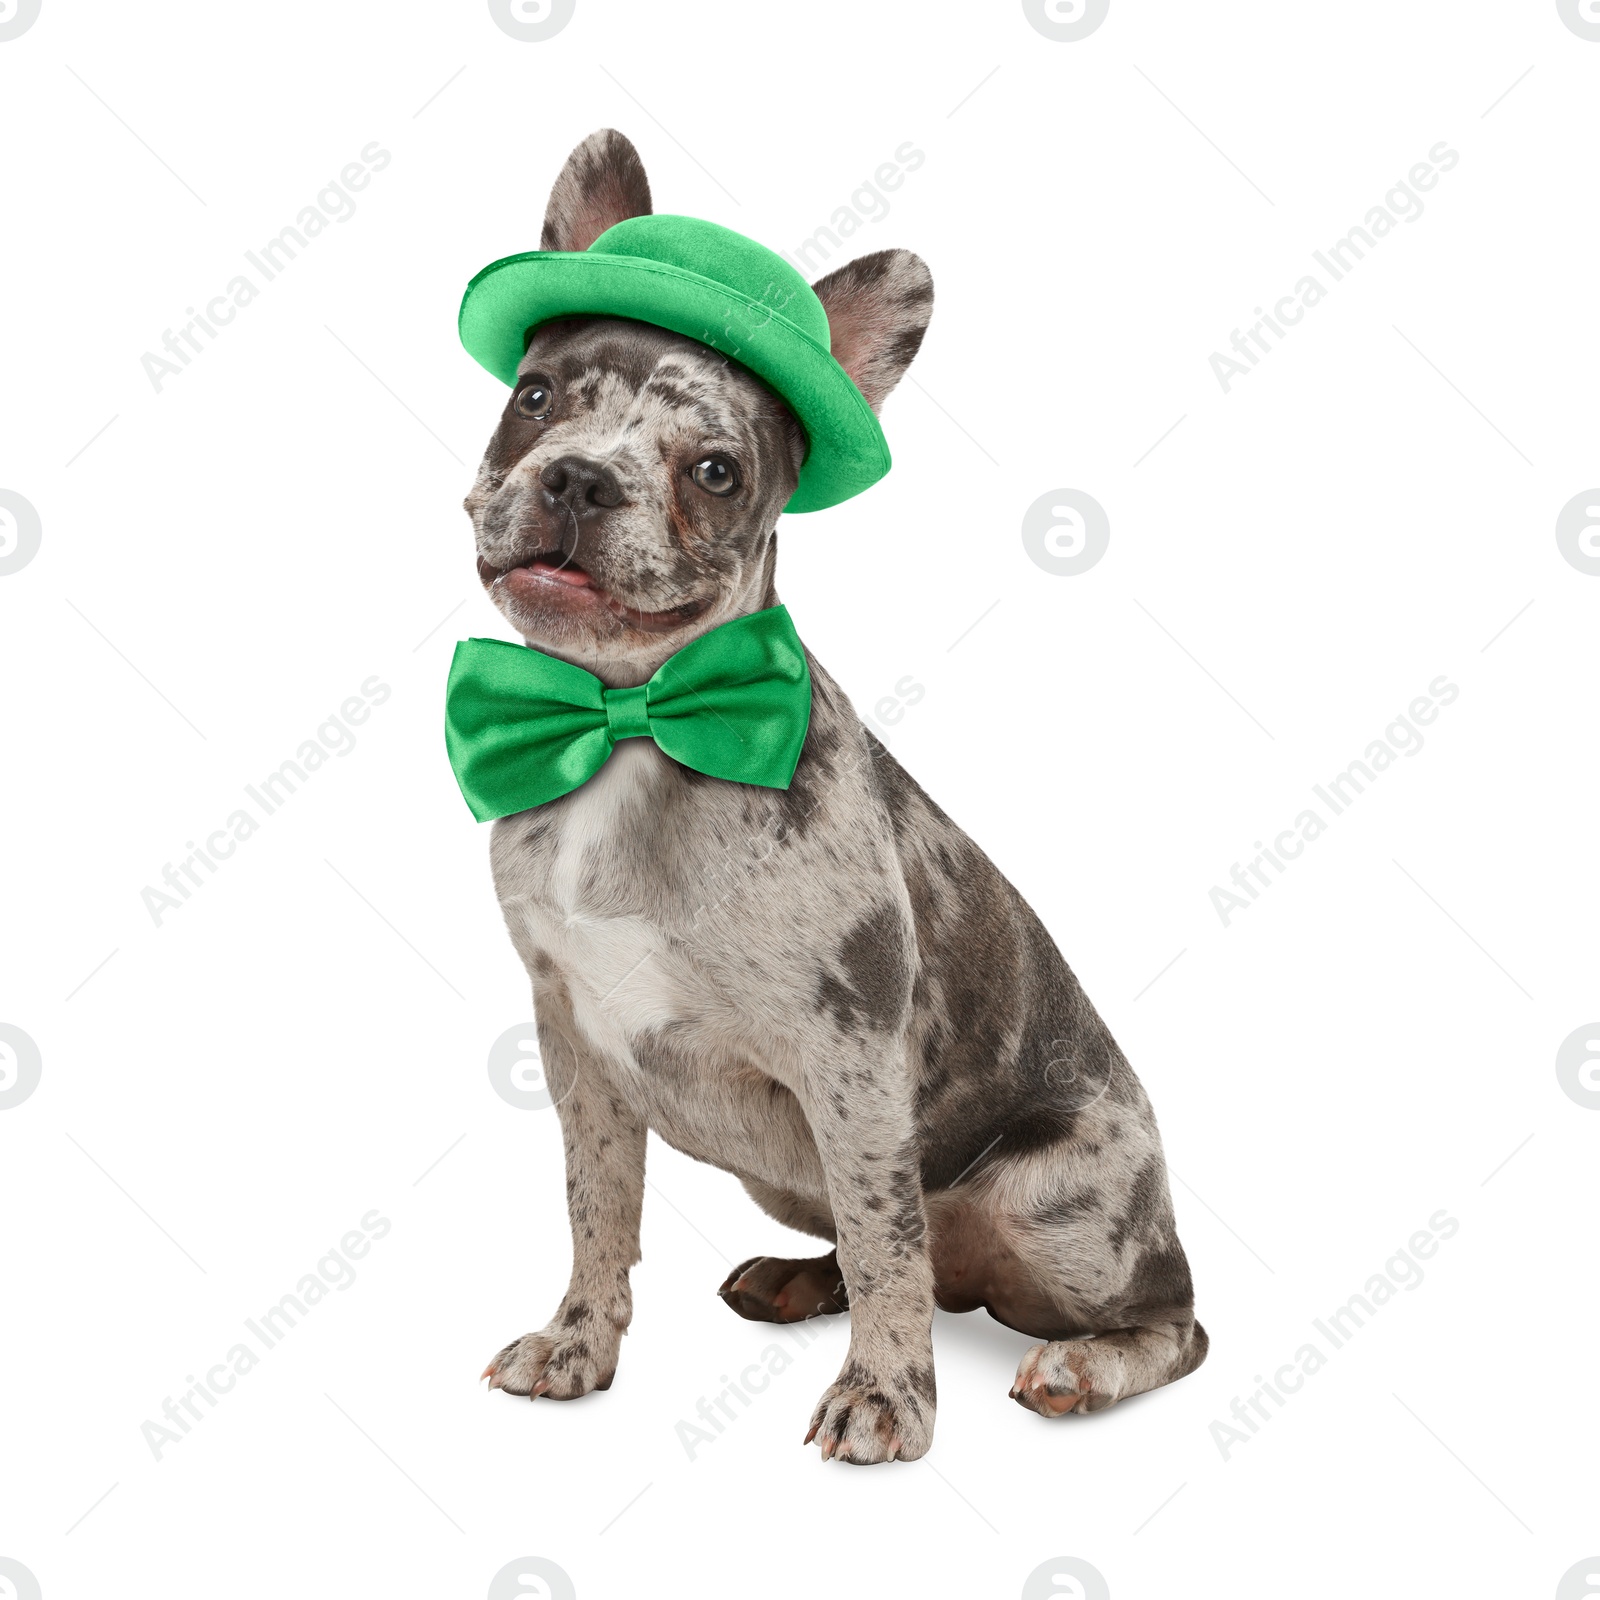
[3,2,1598,1597]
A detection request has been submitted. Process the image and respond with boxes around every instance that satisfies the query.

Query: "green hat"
[457,214,890,514]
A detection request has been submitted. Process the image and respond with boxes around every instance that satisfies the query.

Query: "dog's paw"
[481,1327,616,1401]
[804,1357,936,1464]
[1010,1340,1124,1416]
[718,1252,848,1324]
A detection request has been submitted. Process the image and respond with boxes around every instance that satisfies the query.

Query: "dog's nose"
[540,455,626,510]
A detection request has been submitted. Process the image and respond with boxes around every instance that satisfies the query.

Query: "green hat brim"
[458,250,889,514]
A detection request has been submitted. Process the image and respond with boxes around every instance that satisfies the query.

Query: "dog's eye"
[513,379,554,421]
[691,455,738,497]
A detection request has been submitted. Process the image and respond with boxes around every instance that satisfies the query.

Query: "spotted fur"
[470,131,1205,1462]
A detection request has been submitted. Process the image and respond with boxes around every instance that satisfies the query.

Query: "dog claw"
[803,1423,820,1445]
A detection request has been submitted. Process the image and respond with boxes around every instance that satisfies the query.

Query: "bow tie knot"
[445,605,812,821]
[603,683,653,743]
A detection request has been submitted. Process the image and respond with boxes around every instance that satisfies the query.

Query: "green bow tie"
[445,605,812,821]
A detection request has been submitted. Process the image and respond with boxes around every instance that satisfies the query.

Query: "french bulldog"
[466,129,1206,1463]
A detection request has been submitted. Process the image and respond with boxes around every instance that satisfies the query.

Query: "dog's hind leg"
[719,1251,848,1323]
[1001,1154,1208,1416]
[964,1114,1207,1416]
[716,1179,845,1321]
[1011,1317,1209,1415]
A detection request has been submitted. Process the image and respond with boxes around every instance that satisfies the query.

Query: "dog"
[464,129,1206,1463]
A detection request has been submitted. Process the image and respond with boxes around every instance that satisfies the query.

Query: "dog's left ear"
[812,249,934,413]
[541,129,653,252]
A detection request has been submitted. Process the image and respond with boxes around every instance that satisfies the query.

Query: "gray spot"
[816,903,910,1034]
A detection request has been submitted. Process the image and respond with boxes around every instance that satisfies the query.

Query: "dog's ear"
[540,129,653,252]
[811,249,934,413]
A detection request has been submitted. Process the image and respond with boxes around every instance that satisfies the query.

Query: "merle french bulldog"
[468,130,1205,1463]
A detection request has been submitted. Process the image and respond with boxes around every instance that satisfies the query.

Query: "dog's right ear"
[540,129,653,253]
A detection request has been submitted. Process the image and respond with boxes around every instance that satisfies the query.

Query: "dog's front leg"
[801,1035,937,1463]
[483,1011,645,1400]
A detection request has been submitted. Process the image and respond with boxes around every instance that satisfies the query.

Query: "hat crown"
[588,214,830,351]
[459,211,889,511]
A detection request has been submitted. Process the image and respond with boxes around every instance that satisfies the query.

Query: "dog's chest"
[494,744,825,1183]
[539,740,657,919]
[498,742,725,1059]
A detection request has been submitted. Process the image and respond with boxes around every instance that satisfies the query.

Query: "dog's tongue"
[530,558,593,588]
